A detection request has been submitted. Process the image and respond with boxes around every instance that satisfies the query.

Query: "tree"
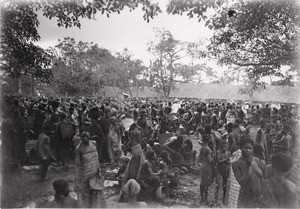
[148,28,190,98]
[50,37,117,96]
[115,48,148,97]
[167,0,300,90]
[0,2,53,92]
[0,0,162,93]
[175,64,204,84]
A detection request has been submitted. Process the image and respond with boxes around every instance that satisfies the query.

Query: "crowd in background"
[0,95,299,208]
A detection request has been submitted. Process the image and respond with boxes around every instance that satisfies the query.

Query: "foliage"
[148,28,189,97]
[167,0,300,89]
[0,1,53,83]
[33,0,161,28]
[0,0,162,93]
[115,48,148,97]
[50,37,117,96]
[175,64,204,84]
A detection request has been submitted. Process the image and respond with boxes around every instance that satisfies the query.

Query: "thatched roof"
[132,84,300,104]
[98,84,300,104]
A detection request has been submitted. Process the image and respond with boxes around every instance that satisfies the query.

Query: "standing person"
[107,117,122,163]
[198,134,214,205]
[90,118,105,164]
[261,153,297,208]
[74,128,106,208]
[127,123,144,161]
[37,123,55,180]
[232,135,264,208]
[272,124,292,156]
[255,119,268,162]
[214,141,231,206]
[226,106,236,124]
[58,112,76,168]
[99,106,111,163]
[34,104,47,138]
[226,122,239,154]
[158,109,169,134]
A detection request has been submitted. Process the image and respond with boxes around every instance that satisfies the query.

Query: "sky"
[36,0,214,67]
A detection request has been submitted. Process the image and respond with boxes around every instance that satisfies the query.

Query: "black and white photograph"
[0,0,300,208]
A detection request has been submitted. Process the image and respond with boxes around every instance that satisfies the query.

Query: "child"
[199,134,214,205]
[44,179,79,208]
[215,140,231,205]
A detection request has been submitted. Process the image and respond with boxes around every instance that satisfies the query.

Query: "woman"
[198,134,214,205]
[255,119,268,161]
[164,135,184,165]
[138,150,163,201]
[107,117,122,163]
[232,135,264,208]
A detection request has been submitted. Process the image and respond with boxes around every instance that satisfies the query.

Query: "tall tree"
[0,2,53,90]
[148,28,189,97]
[115,48,148,97]
[167,0,300,90]
[175,64,204,84]
[0,0,161,92]
[50,37,116,96]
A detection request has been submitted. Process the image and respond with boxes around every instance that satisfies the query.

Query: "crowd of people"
[1,95,299,208]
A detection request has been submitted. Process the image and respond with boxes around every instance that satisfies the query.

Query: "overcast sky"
[36,0,214,66]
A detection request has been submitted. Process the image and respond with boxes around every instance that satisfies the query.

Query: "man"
[74,128,106,208]
[127,123,144,161]
[272,124,292,156]
[261,153,297,208]
[37,123,55,180]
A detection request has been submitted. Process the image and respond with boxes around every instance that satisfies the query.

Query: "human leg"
[222,172,229,203]
[40,158,51,179]
[214,173,221,204]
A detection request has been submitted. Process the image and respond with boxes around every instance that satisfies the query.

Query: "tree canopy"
[167,0,300,90]
[0,0,161,86]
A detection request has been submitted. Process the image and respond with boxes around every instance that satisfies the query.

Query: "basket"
[190,165,201,175]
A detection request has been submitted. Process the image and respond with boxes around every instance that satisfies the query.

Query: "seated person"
[180,138,196,164]
[118,179,147,208]
[138,150,163,201]
[146,139,161,157]
[115,150,131,178]
[43,179,79,208]
[164,135,184,164]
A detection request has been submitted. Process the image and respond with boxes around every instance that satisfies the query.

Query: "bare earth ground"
[1,161,230,208]
[1,128,261,208]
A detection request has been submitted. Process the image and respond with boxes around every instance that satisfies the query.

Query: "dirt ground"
[1,160,230,208]
[0,129,254,208]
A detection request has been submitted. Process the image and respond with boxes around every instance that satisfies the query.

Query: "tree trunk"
[31,74,35,97]
[18,77,22,94]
